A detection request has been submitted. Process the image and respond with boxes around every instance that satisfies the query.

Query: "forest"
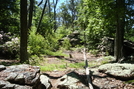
[0,0,134,89]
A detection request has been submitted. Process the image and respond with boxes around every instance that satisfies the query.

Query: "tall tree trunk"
[48,0,51,17]
[114,0,125,62]
[28,0,34,29]
[53,0,58,32]
[20,0,28,63]
[71,0,75,30]
[37,0,48,32]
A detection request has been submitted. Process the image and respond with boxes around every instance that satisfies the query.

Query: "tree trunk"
[28,0,34,29]
[114,0,125,62]
[48,0,51,17]
[53,0,58,32]
[37,0,47,33]
[20,0,28,63]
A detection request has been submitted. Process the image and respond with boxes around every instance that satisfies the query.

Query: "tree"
[53,0,58,32]
[114,0,125,62]
[28,0,35,29]
[57,0,80,29]
[77,0,106,49]
[0,0,19,33]
[37,0,48,33]
[20,0,28,63]
[77,0,134,62]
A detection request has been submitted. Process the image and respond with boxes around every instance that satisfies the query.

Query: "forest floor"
[0,50,134,89]
[43,50,134,89]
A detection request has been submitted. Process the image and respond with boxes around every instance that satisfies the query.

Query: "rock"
[98,63,134,80]
[0,65,6,71]
[14,85,32,89]
[0,64,41,89]
[40,75,52,89]
[6,72,18,81]
[96,56,115,62]
[57,71,89,89]
[59,31,82,47]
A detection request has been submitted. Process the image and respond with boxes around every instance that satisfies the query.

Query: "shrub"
[0,31,12,44]
[28,29,46,56]
[61,38,72,50]
[0,37,20,58]
[28,28,61,56]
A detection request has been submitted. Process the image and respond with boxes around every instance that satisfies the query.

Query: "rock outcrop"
[53,70,89,89]
[98,63,134,80]
[0,64,48,89]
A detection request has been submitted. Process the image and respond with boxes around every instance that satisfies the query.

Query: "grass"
[39,62,85,72]
[39,60,105,72]
[68,62,85,68]
[125,80,134,85]
[29,53,112,72]
[40,64,67,71]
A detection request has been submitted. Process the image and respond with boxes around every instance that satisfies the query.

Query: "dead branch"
[83,48,94,89]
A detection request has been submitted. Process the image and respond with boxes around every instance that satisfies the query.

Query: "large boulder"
[57,71,89,89]
[98,63,134,80]
[0,64,41,89]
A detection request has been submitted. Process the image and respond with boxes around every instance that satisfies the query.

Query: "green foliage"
[125,28,134,42]
[89,49,99,56]
[56,26,72,38]
[125,80,134,85]
[69,62,85,68]
[29,55,40,65]
[77,0,107,49]
[28,28,46,56]
[28,27,63,57]
[101,56,115,64]
[37,16,53,36]
[61,38,71,50]
[56,26,73,50]
[40,64,67,72]
[0,0,20,33]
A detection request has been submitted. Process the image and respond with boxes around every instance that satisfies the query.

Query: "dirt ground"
[43,51,134,89]
[0,50,134,89]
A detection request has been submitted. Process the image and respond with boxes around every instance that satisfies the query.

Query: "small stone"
[0,65,6,71]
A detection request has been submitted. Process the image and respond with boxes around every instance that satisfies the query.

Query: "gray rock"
[0,65,6,71]
[0,80,7,88]
[98,63,134,80]
[2,83,15,89]
[57,71,89,89]
[0,80,15,89]
[5,73,18,81]
[14,85,32,89]
[15,73,25,84]
[0,64,41,89]
[40,75,52,89]
[96,56,115,62]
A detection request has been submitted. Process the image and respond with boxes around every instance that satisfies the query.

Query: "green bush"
[28,28,62,57]
[28,29,46,56]
[61,38,71,50]
[89,49,99,56]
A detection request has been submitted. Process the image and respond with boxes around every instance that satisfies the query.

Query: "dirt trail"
[0,51,134,89]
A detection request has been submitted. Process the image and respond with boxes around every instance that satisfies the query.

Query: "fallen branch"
[83,48,94,89]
